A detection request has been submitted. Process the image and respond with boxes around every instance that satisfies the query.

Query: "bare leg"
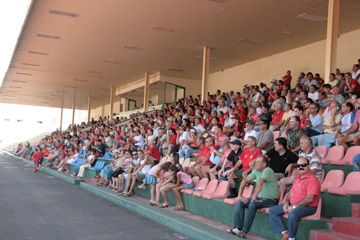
[155,183,162,205]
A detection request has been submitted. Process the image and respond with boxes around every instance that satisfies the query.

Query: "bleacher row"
[50,143,359,240]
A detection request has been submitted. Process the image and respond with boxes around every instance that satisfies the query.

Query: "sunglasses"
[297,163,309,169]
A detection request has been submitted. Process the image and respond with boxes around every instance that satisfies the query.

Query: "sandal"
[159,203,169,208]
[173,205,185,211]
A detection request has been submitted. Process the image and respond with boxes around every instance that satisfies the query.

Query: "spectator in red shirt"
[270,102,284,131]
[344,72,360,94]
[226,136,262,179]
[282,70,292,88]
[269,157,321,240]
[32,147,44,173]
[145,139,161,164]
[193,137,213,178]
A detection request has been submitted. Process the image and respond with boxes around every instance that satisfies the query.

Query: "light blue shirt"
[310,114,323,133]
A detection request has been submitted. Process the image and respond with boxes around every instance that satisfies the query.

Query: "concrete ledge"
[0,150,33,165]
[41,167,83,185]
[80,182,241,240]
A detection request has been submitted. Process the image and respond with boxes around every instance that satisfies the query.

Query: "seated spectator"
[121,151,142,196]
[194,137,214,178]
[311,100,341,148]
[218,139,242,192]
[76,149,97,178]
[210,135,231,179]
[280,103,293,131]
[344,72,360,94]
[257,120,274,153]
[304,103,323,137]
[266,137,298,179]
[285,116,304,153]
[227,156,279,238]
[240,120,258,146]
[336,102,357,148]
[269,157,321,240]
[270,103,284,131]
[307,85,319,102]
[279,135,322,198]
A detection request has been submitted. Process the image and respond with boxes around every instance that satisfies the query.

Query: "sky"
[0,103,87,148]
[0,2,88,147]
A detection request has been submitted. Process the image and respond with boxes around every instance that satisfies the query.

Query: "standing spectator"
[32,147,44,173]
[269,157,321,240]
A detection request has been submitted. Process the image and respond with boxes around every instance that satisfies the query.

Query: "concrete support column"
[87,95,91,123]
[71,90,76,126]
[101,105,105,118]
[109,86,114,118]
[324,0,340,82]
[201,46,210,103]
[143,72,150,112]
[59,95,64,131]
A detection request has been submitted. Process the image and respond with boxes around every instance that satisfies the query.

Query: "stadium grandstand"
[1,1,360,240]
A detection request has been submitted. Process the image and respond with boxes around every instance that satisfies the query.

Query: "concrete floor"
[0,153,188,240]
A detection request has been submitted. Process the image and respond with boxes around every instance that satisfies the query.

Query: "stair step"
[352,203,360,218]
[331,217,360,237]
[310,230,359,240]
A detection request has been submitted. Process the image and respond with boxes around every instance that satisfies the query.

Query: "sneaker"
[282,231,289,240]
[227,228,242,237]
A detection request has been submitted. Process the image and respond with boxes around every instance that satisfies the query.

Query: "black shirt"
[267,149,298,174]
[227,148,242,166]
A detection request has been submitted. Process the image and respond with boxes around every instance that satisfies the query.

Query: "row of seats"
[315,145,360,166]
[180,171,360,220]
[322,171,360,195]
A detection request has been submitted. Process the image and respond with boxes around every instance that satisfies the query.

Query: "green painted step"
[134,187,328,240]
[321,192,360,218]
[323,164,352,177]
[80,182,242,240]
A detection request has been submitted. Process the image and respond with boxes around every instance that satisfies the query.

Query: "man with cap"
[218,139,242,193]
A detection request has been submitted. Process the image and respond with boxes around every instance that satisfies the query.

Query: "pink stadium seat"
[322,146,344,164]
[182,177,207,195]
[328,172,360,195]
[273,131,280,140]
[193,179,218,197]
[320,170,344,192]
[224,185,254,205]
[202,181,229,199]
[315,145,328,159]
[331,146,360,165]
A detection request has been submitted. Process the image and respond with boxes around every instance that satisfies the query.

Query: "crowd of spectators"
[14,58,360,240]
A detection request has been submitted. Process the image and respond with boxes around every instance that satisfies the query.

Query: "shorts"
[112,168,124,178]
[67,158,77,164]
[137,173,146,182]
[182,182,195,189]
[144,174,157,185]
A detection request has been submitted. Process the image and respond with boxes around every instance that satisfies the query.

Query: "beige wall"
[162,76,202,98]
[208,29,360,93]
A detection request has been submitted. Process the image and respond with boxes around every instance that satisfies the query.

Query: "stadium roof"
[1,0,360,109]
